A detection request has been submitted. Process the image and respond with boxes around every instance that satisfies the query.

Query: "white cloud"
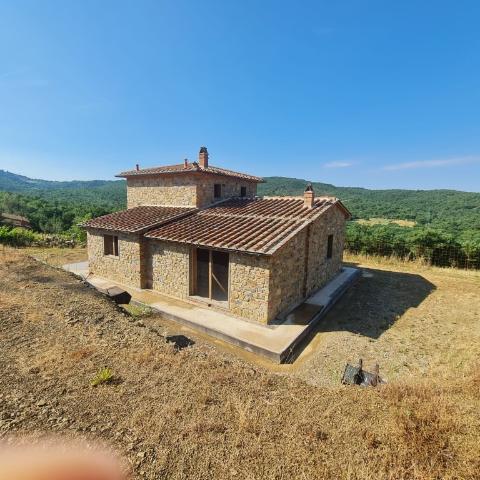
[383,156,478,171]
[324,161,354,168]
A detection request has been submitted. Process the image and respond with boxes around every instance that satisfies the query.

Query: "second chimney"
[199,146,208,168]
[304,183,315,209]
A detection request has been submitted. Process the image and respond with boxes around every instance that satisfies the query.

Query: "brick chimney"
[304,183,314,209]
[184,158,188,169]
[199,146,208,168]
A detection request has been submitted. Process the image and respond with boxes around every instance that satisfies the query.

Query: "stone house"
[83,147,350,324]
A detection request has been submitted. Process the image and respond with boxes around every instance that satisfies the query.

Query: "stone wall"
[127,175,198,208]
[87,230,144,287]
[267,230,307,320]
[196,176,257,208]
[146,240,190,298]
[305,205,346,295]
[127,173,257,209]
[266,204,346,320]
[229,252,271,323]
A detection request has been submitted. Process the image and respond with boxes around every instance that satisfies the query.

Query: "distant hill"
[0,169,124,192]
[1,170,479,234]
[0,169,126,209]
[258,176,480,232]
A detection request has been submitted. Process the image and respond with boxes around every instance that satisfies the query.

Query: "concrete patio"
[63,261,360,363]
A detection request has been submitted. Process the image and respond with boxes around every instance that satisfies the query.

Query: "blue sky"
[0,1,479,191]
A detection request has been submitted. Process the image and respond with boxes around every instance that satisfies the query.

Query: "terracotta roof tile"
[116,163,263,183]
[146,197,348,255]
[81,206,197,233]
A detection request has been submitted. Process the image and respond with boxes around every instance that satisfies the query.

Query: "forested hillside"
[1,170,479,267]
[258,177,480,233]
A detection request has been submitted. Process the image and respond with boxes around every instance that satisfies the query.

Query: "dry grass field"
[288,252,480,387]
[1,247,479,479]
[355,218,417,227]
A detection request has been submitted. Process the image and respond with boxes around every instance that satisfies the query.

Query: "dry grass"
[22,245,87,267]
[290,253,480,388]
[356,218,417,227]
[1,249,480,479]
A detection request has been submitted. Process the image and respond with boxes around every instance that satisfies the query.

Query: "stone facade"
[127,173,257,209]
[266,205,346,321]
[127,175,197,208]
[87,230,145,288]
[146,240,190,298]
[268,230,308,320]
[196,176,257,208]
[142,241,271,323]
[229,252,271,323]
[304,205,346,294]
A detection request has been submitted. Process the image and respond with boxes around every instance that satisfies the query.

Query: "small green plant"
[121,303,152,317]
[90,367,114,387]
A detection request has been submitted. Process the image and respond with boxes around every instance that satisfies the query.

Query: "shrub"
[90,367,114,387]
[0,226,39,247]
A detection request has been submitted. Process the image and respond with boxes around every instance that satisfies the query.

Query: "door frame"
[190,246,230,304]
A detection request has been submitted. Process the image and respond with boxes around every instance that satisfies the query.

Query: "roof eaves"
[146,237,272,256]
[80,208,198,234]
[116,164,263,182]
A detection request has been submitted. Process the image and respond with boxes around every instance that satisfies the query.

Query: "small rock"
[36,400,47,407]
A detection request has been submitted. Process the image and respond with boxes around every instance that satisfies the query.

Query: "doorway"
[193,248,229,303]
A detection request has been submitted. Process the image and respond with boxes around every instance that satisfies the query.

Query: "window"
[240,186,247,197]
[327,234,333,259]
[104,234,119,256]
[214,183,222,199]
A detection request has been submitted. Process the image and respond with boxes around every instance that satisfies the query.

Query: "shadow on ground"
[287,264,436,363]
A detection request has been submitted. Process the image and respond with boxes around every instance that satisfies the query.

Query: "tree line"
[346,223,480,269]
[1,179,479,269]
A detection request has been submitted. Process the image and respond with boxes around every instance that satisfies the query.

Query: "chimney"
[304,183,314,209]
[136,163,140,171]
[198,146,209,168]
[184,158,188,169]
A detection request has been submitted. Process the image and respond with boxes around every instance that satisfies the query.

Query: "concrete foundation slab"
[63,262,360,363]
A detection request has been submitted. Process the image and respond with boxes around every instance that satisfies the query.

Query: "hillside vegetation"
[259,176,480,233]
[0,170,126,234]
[0,170,479,267]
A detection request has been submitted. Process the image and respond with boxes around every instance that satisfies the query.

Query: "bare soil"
[1,248,479,479]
